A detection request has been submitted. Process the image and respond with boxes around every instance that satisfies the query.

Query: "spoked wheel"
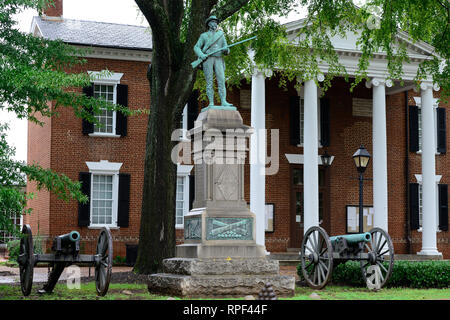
[300,226,334,289]
[95,227,113,296]
[17,225,34,296]
[360,227,394,288]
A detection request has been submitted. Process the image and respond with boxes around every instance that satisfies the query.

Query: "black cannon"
[300,226,394,289]
[17,224,113,296]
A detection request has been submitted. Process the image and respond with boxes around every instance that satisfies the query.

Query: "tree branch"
[214,0,249,22]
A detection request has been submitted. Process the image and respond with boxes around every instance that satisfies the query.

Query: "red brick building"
[26,1,449,259]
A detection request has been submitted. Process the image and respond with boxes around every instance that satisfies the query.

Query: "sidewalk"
[0,265,133,284]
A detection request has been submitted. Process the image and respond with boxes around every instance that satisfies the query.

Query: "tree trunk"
[133,0,245,274]
[133,43,191,274]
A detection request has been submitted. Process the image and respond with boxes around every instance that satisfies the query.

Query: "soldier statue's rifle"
[191,36,256,69]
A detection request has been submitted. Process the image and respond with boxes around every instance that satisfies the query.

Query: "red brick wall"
[25,103,52,238]
[43,0,63,17]
[27,57,150,257]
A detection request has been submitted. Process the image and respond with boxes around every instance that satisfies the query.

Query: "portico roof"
[283,18,439,83]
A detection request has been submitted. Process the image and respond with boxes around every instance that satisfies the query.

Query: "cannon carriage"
[17,224,113,296]
[300,226,394,289]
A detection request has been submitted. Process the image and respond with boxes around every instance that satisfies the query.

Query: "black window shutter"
[409,183,420,230]
[189,175,195,210]
[320,98,330,147]
[290,96,300,146]
[438,184,448,231]
[116,84,128,137]
[187,91,199,130]
[118,173,131,228]
[409,105,419,152]
[82,84,94,135]
[436,107,446,154]
[78,172,91,227]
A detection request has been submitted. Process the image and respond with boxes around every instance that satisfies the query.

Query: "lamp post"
[321,151,332,231]
[352,145,371,233]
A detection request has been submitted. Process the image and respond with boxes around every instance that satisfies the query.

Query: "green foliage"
[6,239,20,262]
[197,0,449,101]
[0,0,132,125]
[113,255,127,265]
[0,122,88,235]
[0,1,141,233]
[297,260,450,288]
[294,0,448,99]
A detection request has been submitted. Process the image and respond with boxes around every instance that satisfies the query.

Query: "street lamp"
[352,145,371,233]
[321,151,332,167]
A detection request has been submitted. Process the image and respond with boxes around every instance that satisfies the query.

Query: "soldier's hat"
[205,15,219,26]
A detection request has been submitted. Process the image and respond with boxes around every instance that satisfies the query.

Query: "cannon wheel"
[360,227,394,288]
[17,225,34,296]
[300,226,334,289]
[95,227,113,296]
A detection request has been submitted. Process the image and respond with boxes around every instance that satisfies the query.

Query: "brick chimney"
[41,0,63,21]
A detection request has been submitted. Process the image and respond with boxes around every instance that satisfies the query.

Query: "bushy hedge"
[6,240,20,262]
[297,260,450,288]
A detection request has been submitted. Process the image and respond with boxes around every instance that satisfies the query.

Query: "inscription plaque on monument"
[206,217,253,240]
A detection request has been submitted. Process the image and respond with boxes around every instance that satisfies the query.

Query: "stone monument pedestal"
[148,258,294,297]
[147,108,295,297]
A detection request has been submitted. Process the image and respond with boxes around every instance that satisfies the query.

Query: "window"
[178,104,188,141]
[296,97,322,147]
[85,71,125,137]
[91,175,114,225]
[85,160,122,228]
[176,177,185,226]
[93,84,116,134]
[175,164,193,229]
[414,97,439,153]
[415,174,441,230]
[0,210,23,244]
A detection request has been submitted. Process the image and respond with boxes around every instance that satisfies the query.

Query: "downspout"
[405,90,412,253]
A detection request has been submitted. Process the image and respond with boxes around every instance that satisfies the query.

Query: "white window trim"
[414,174,442,232]
[88,71,124,138]
[86,160,122,229]
[179,104,189,142]
[413,97,440,155]
[296,86,322,148]
[285,153,335,166]
[176,164,193,229]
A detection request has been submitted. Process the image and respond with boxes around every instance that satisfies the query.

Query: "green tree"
[134,0,448,274]
[0,0,128,235]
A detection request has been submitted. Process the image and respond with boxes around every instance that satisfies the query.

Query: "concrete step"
[268,252,300,266]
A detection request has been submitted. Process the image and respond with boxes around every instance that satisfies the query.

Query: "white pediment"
[283,18,438,81]
[285,18,437,60]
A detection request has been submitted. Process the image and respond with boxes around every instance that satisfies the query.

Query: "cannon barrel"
[329,232,371,244]
[55,231,80,246]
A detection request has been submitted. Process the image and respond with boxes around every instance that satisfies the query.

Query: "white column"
[418,81,441,256]
[250,69,267,249]
[303,79,319,233]
[368,78,391,232]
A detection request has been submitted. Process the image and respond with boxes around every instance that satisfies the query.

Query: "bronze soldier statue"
[194,15,232,107]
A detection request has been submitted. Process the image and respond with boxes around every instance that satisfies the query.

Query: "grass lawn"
[0,282,448,300]
[290,285,450,300]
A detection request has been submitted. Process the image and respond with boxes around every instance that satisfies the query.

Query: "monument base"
[147,258,295,297]
[176,243,267,259]
[201,105,237,112]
